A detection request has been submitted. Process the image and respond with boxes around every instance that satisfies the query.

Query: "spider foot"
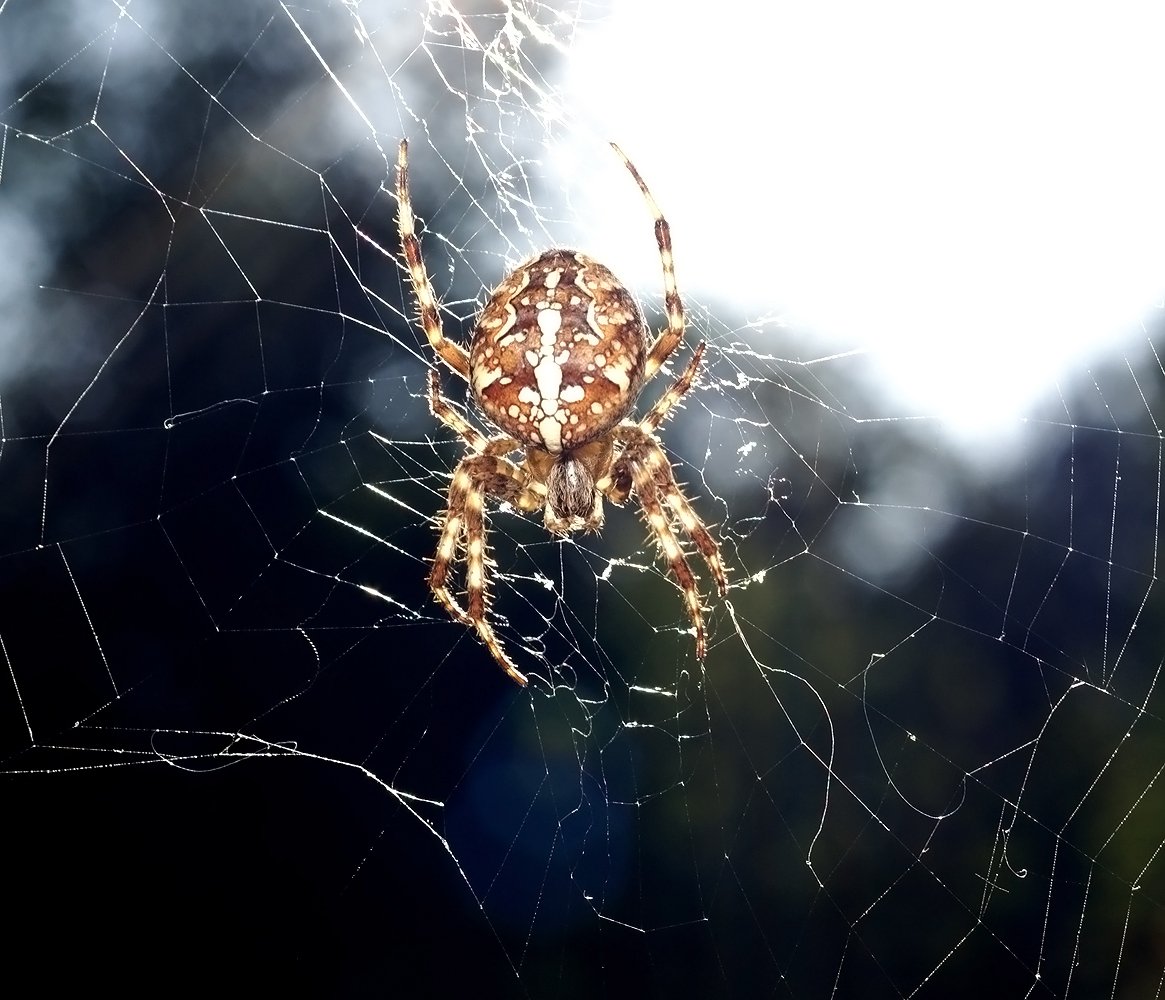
[472,618,528,686]
[431,583,474,626]
[429,580,528,685]
[708,552,729,598]
[686,594,708,661]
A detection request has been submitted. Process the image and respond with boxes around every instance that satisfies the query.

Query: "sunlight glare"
[564,2,1165,439]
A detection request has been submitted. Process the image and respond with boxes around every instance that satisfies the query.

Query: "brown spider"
[396,139,727,685]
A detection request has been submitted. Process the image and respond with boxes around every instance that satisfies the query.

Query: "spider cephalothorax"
[397,139,726,685]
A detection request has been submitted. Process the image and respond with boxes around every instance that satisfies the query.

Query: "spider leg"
[428,369,524,458]
[596,344,705,505]
[430,496,472,625]
[462,483,527,686]
[640,341,706,434]
[658,477,728,598]
[429,454,542,686]
[610,143,685,382]
[629,466,709,659]
[608,424,727,658]
[397,140,471,380]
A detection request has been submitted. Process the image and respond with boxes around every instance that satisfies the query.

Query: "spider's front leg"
[427,370,546,684]
[610,143,686,381]
[433,454,528,685]
[396,140,470,380]
[606,425,727,660]
[430,451,544,687]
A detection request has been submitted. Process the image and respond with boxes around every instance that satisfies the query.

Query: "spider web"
[2,1,1163,996]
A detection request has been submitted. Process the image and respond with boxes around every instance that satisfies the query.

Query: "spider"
[396,139,727,685]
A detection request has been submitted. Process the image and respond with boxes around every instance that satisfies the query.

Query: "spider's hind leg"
[607,423,728,659]
[429,453,542,686]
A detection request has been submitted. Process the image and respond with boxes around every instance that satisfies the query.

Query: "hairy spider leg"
[640,341,707,434]
[598,340,707,505]
[427,371,546,684]
[427,453,535,686]
[597,339,728,651]
[610,143,686,382]
[397,140,471,380]
[428,370,545,511]
[427,369,529,459]
[613,435,711,658]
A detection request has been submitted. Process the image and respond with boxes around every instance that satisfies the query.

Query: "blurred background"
[2,1,1163,996]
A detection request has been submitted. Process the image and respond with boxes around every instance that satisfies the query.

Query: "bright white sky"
[561,2,1165,441]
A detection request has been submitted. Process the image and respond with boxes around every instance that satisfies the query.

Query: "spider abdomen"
[469,249,647,454]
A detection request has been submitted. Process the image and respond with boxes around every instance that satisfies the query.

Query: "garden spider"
[397,139,726,685]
